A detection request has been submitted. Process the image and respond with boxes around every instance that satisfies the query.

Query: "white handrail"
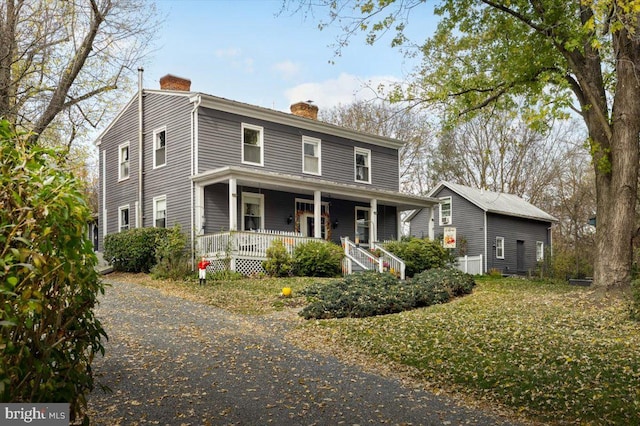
[372,242,406,280]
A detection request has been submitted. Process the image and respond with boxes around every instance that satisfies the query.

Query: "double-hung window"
[153,127,166,168]
[242,123,263,166]
[536,241,544,261]
[439,197,452,225]
[496,237,505,259]
[118,142,130,181]
[354,147,371,183]
[302,136,321,175]
[118,205,130,232]
[153,195,167,228]
[242,193,264,231]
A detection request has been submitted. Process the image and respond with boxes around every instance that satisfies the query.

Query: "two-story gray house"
[407,181,556,275]
[96,73,438,275]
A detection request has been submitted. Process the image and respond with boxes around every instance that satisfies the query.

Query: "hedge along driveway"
[86,278,523,425]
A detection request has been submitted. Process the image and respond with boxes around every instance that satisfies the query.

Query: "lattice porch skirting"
[205,256,266,276]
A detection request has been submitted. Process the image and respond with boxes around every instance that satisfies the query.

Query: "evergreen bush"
[0,120,106,422]
[384,237,453,277]
[151,225,191,280]
[299,267,475,319]
[263,239,293,277]
[293,240,344,277]
[104,227,170,272]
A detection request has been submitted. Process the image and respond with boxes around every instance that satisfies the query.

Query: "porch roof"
[191,166,439,211]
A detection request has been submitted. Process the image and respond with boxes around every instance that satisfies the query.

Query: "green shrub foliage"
[263,239,294,277]
[0,120,107,422]
[384,237,453,277]
[104,227,171,272]
[299,267,475,319]
[293,240,344,277]
[151,225,190,280]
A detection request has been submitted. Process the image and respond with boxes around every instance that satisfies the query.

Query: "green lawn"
[116,272,640,424]
[296,277,640,425]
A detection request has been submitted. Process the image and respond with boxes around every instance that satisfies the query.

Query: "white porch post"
[396,207,402,241]
[194,183,205,235]
[370,198,377,244]
[229,178,238,231]
[314,190,322,239]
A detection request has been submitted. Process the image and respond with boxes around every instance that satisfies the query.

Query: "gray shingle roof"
[428,181,557,222]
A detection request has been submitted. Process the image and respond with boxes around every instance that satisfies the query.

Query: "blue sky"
[140,0,437,113]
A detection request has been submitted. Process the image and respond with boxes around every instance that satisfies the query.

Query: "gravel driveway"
[86,279,524,426]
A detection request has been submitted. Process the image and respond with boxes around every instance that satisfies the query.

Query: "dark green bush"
[104,227,170,272]
[412,267,476,297]
[383,237,453,277]
[263,239,293,277]
[0,120,106,423]
[151,225,191,280]
[299,267,475,319]
[293,240,344,277]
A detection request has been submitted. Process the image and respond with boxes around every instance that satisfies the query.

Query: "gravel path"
[86,279,524,426]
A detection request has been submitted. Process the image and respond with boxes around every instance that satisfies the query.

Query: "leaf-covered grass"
[294,277,640,425]
[106,272,321,315]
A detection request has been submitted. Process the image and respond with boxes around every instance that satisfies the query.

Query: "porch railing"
[372,242,406,280]
[197,230,318,259]
[341,237,382,274]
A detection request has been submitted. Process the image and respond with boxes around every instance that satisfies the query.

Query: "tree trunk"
[591,29,640,290]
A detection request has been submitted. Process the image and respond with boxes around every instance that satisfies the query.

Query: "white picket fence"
[455,254,484,275]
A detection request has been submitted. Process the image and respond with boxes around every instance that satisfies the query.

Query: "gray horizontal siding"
[487,214,552,274]
[408,208,432,239]
[431,187,485,258]
[197,108,399,191]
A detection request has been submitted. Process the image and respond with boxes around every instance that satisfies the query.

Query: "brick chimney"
[290,101,318,120]
[159,74,191,91]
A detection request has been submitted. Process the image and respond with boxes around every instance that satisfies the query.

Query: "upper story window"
[153,127,166,169]
[302,136,321,175]
[242,192,264,231]
[153,195,167,228]
[118,205,130,232]
[536,241,544,261]
[354,147,371,183]
[242,123,263,166]
[439,197,452,225]
[496,236,505,259]
[118,142,129,181]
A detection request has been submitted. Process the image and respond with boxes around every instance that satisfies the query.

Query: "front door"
[300,212,327,239]
[517,240,525,272]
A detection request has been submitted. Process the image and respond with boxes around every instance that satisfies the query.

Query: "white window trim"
[536,241,544,261]
[354,147,371,184]
[241,192,264,231]
[153,126,167,169]
[302,136,322,176]
[355,206,371,246]
[439,196,452,226]
[241,123,264,166]
[496,236,505,259]
[153,195,167,228]
[118,141,130,181]
[118,205,130,232]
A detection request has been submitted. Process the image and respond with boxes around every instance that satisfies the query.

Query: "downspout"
[190,94,202,270]
[484,211,488,273]
[137,68,144,228]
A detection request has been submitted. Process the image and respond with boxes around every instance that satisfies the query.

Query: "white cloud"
[272,60,301,80]
[214,47,241,58]
[284,73,401,111]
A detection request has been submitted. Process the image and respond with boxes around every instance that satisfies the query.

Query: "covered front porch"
[191,166,438,276]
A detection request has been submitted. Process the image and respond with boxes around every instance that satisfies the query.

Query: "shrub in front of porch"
[384,237,454,277]
[293,240,344,277]
[263,239,294,277]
